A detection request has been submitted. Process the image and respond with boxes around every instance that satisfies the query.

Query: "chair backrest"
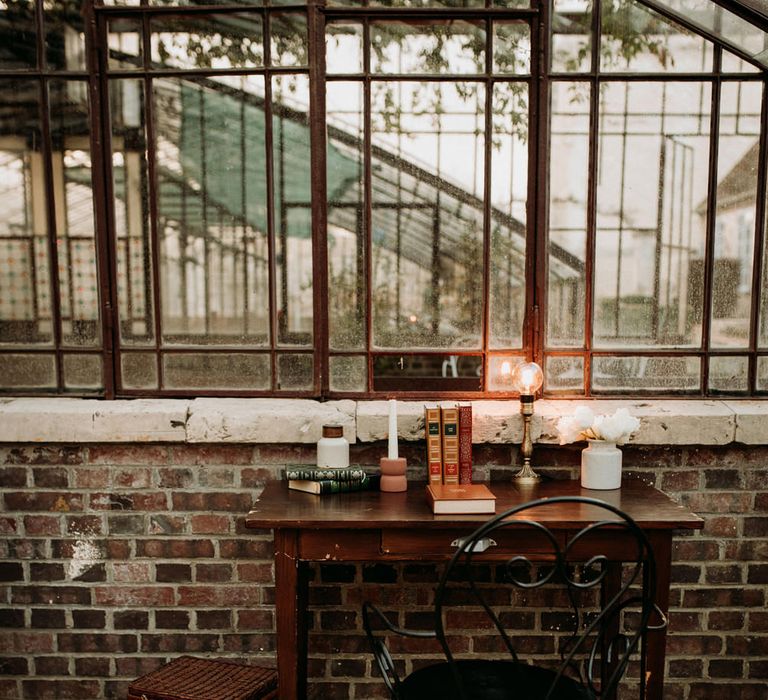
[433,496,660,700]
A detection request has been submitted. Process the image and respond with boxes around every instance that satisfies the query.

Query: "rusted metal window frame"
[1,0,766,398]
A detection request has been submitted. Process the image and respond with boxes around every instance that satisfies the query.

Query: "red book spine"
[458,404,472,484]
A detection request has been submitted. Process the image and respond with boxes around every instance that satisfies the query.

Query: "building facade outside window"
[0,0,766,398]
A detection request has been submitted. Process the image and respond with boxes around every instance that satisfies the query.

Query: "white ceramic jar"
[317,424,349,468]
[580,440,622,490]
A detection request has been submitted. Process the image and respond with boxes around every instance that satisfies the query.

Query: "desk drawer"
[381,529,565,559]
[299,530,381,561]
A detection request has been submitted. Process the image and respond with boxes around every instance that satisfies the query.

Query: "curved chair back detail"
[432,496,659,700]
[363,495,663,700]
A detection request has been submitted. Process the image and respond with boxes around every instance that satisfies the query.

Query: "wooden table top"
[245,479,704,531]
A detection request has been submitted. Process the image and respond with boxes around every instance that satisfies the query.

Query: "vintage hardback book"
[288,474,380,495]
[458,403,472,484]
[441,405,460,485]
[425,405,443,484]
[284,467,368,482]
[426,483,496,515]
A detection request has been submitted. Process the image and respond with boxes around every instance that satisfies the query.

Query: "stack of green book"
[284,466,380,495]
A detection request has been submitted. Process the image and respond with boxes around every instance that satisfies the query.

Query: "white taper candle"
[388,399,398,460]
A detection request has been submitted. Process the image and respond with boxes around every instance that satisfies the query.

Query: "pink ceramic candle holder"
[379,457,407,492]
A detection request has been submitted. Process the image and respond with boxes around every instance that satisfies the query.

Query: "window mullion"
[701,48,723,395]
[308,0,329,396]
[748,79,768,392]
[481,18,492,392]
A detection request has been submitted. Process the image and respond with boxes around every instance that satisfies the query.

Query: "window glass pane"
[545,355,584,392]
[163,352,270,389]
[156,76,271,347]
[63,353,103,390]
[121,352,159,390]
[722,50,761,74]
[761,184,768,349]
[45,0,85,71]
[131,0,269,5]
[489,82,527,349]
[0,80,54,347]
[708,355,748,393]
[108,18,143,71]
[486,354,523,392]
[278,353,313,390]
[373,353,482,392]
[551,0,592,73]
[50,80,101,348]
[110,78,155,346]
[329,355,367,392]
[371,81,485,350]
[150,14,264,70]
[492,21,530,75]
[370,21,485,75]
[592,355,700,392]
[369,0,483,7]
[0,353,56,389]
[271,13,307,67]
[273,74,313,347]
[710,81,761,350]
[548,81,589,348]
[327,82,365,351]
[326,22,363,75]
[493,0,530,8]
[0,0,37,70]
[600,0,711,73]
[595,81,711,349]
[757,356,768,390]
[651,0,768,69]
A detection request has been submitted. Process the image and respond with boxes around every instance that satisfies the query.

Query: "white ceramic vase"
[580,440,622,490]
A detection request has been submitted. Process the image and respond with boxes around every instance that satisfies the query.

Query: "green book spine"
[317,475,380,493]
[284,467,368,482]
[288,474,381,494]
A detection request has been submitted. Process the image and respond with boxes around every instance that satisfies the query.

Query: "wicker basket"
[127,656,278,700]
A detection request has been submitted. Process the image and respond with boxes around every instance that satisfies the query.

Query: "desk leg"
[601,562,622,700]
[274,528,308,700]
[645,533,672,700]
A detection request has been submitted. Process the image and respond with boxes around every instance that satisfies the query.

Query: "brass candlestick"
[511,362,543,482]
[514,394,538,481]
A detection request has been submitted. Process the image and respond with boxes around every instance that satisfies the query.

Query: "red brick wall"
[1,442,766,699]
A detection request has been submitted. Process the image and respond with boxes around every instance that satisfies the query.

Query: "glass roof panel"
[639,0,768,69]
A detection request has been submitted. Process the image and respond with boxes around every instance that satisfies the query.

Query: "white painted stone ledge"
[0,397,766,445]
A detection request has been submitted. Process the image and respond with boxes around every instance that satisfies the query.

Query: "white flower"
[594,408,640,444]
[555,415,583,445]
[555,407,639,445]
[573,406,595,430]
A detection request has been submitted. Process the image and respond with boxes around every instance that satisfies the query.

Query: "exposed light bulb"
[512,361,543,396]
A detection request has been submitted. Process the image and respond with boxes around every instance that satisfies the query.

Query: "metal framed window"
[0,0,766,398]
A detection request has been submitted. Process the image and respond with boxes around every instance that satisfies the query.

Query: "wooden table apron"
[246,480,703,700]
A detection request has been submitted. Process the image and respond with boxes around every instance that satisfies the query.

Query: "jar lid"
[322,424,344,438]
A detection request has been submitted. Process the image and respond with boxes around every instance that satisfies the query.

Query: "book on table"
[458,403,472,484]
[284,466,368,482]
[440,405,460,485]
[425,405,443,484]
[426,483,496,514]
[288,473,381,495]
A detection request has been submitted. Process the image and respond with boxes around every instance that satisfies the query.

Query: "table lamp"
[511,361,543,481]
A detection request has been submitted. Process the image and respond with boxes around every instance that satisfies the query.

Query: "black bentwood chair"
[362,496,667,700]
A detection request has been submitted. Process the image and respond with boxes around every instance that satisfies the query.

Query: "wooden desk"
[246,479,703,700]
